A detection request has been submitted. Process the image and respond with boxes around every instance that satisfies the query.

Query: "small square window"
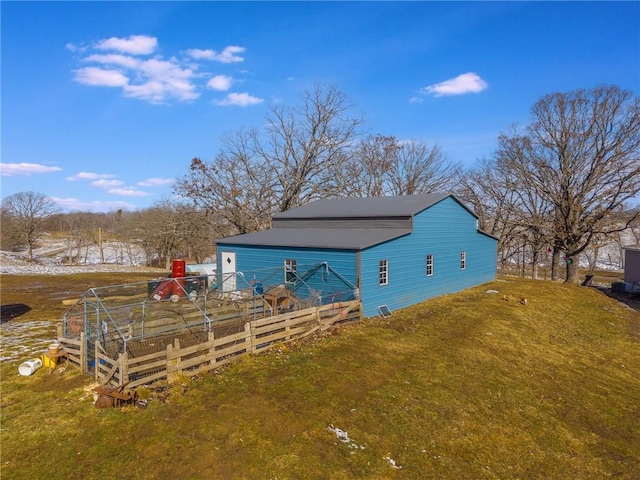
[379,260,388,286]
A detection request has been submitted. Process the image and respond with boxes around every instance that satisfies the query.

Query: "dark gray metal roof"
[217,227,412,250]
[215,193,487,249]
[273,192,455,219]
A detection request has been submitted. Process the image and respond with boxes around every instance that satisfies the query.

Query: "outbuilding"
[215,193,498,318]
[623,244,640,286]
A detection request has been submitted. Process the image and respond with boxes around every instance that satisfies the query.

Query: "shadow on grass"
[594,286,640,340]
[0,304,32,323]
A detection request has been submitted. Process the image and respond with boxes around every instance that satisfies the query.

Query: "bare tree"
[496,85,640,284]
[127,200,218,268]
[176,84,363,234]
[0,209,21,251]
[335,135,460,198]
[180,206,219,263]
[456,158,523,274]
[182,128,276,234]
[1,191,59,261]
[264,84,364,211]
[387,140,460,195]
[334,135,397,197]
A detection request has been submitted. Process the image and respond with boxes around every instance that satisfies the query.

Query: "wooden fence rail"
[58,334,84,372]
[59,300,361,388]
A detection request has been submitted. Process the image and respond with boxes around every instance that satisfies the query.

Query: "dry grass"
[1,275,639,479]
[0,271,164,322]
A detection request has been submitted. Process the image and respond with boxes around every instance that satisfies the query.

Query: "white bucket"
[18,358,43,376]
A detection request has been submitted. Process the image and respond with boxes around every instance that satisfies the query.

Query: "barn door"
[220,251,237,291]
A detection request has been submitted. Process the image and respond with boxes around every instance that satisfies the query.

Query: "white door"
[220,251,237,291]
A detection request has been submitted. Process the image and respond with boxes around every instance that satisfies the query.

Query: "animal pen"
[58,262,361,388]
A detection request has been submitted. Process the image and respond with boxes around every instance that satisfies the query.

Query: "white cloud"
[186,48,215,60]
[94,35,158,55]
[215,46,246,63]
[74,50,199,103]
[409,96,424,104]
[138,177,175,187]
[70,37,257,104]
[207,75,233,91]
[422,72,488,97]
[65,42,87,54]
[214,92,264,107]
[124,79,198,103]
[108,187,152,197]
[83,53,141,69]
[91,179,123,188]
[121,58,199,103]
[74,67,129,87]
[186,45,245,63]
[0,162,62,176]
[67,172,116,181]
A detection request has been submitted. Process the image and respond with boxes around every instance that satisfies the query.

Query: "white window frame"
[379,260,389,286]
[284,259,297,284]
[460,251,466,270]
[426,254,434,276]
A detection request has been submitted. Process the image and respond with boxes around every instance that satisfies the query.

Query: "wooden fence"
[59,300,361,388]
[57,333,83,371]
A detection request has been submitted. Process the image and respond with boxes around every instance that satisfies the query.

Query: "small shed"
[623,244,640,286]
[215,193,498,318]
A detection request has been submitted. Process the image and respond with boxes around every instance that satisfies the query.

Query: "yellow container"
[42,353,57,369]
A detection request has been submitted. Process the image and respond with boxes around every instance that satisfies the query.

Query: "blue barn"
[215,193,498,318]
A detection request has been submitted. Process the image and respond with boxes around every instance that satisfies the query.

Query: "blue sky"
[1,1,639,213]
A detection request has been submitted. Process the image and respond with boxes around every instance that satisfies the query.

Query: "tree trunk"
[551,247,560,281]
[99,228,104,264]
[588,246,599,275]
[565,257,580,285]
[531,251,539,280]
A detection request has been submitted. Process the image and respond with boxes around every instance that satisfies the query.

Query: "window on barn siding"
[284,259,297,283]
[426,254,434,276]
[379,260,389,285]
[460,251,466,270]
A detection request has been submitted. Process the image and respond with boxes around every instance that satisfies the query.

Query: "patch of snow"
[0,240,163,275]
[0,320,58,363]
[328,425,366,450]
[383,455,403,469]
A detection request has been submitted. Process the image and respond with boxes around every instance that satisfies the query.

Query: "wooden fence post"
[246,321,255,353]
[166,343,174,382]
[80,332,86,374]
[94,340,101,381]
[119,352,128,386]
[207,331,215,366]
[167,338,181,383]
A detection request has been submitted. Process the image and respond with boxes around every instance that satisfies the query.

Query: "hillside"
[1,276,639,479]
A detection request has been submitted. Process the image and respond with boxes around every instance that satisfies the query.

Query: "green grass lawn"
[1,276,639,479]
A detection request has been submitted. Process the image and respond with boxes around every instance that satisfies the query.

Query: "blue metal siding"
[218,196,497,318]
[359,197,496,317]
[216,244,358,299]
